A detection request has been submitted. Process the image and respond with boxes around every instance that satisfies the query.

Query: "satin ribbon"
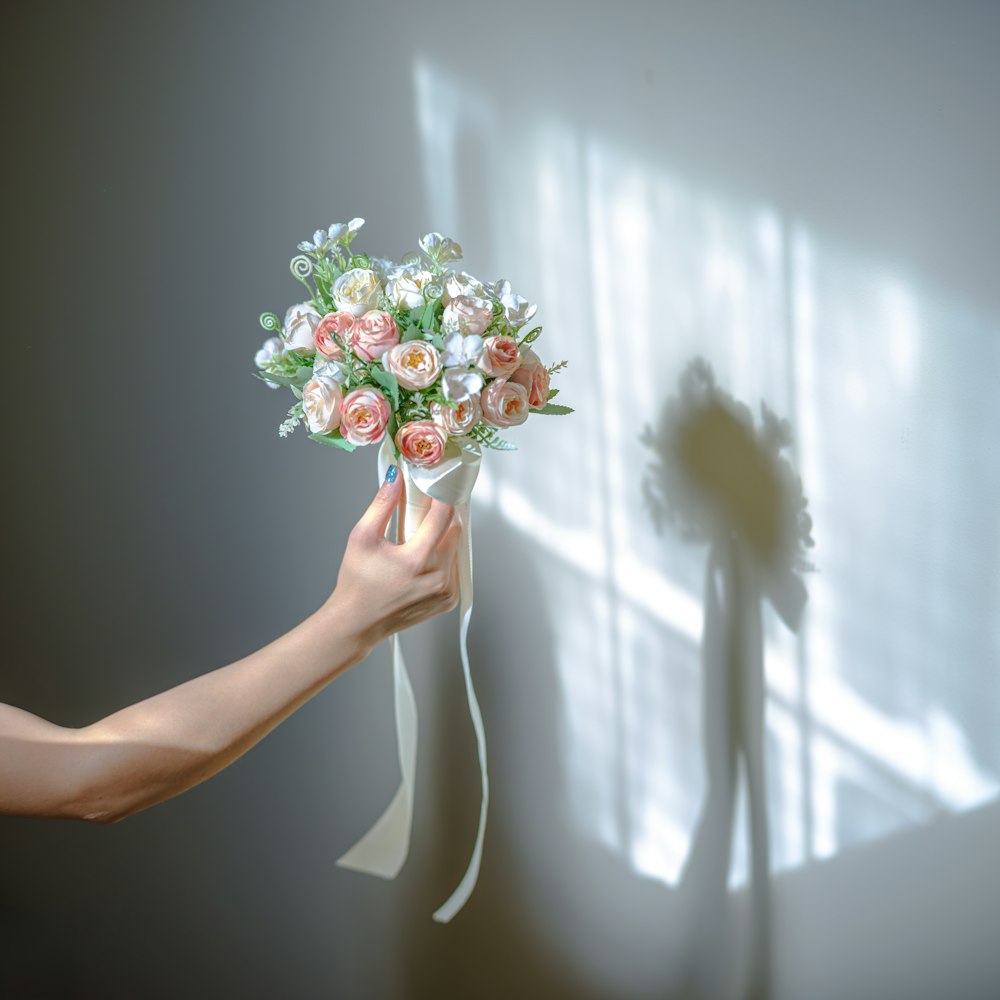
[336,436,486,924]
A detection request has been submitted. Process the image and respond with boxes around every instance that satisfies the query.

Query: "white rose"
[283,303,322,354]
[443,270,488,303]
[254,336,283,369]
[386,265,435,310]
[302,375,344,434]
[332,268,381,317]
[442,294,493,337]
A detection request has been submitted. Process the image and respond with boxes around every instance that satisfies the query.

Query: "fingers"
[408,498,456,556]
[354,465,403,540]
[437,519,463,562]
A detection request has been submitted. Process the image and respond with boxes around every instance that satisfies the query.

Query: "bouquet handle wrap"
[336,436,487,924]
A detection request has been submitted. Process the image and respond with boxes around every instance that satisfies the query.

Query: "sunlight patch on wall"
[414,57,1000,890]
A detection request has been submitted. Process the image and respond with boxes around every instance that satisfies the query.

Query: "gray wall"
[2,2,998,998]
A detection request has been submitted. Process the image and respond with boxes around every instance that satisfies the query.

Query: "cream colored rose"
[481,378,530,428]
[283,302,322,354]
[383,341,442,390]
[332,268,381,317]
[442,295,493,337]
[431,394,482,436]
[302,376,343,434]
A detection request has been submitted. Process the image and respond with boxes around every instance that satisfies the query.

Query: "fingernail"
[384,464,398,484]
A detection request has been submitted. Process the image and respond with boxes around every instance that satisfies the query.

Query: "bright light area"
[414,58,1000,890]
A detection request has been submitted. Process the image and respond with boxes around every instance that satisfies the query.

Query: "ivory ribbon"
[336,436,486,924]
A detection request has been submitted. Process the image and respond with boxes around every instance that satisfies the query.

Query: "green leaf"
[535,403,575,415]
[518,325,543,347]
[309,432,357,451]
[401,324,424,343]
[254,371,295,388]
[369,366,400,411]
[546,388,560,401]
[430,333,444,350]
[485,436,517,451]
[420,296,441,330]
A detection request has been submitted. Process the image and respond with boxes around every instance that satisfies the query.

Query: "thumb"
[356,462,402,539]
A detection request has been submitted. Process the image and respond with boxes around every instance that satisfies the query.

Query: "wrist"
[316,587,380,667]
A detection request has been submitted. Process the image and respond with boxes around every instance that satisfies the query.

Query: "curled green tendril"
[289,255,314,283]
[259,311,281,332]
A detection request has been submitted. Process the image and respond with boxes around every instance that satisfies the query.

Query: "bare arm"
[0,469,460,823]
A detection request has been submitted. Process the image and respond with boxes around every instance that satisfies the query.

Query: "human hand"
[325,465,462,651]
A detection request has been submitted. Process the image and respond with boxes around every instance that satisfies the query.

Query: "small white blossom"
[312,358,348,383]
[328,217,365,244]
[441,331,484,368]
[418,232,463,264]
[442,367,484,403]
[298,218,365,252]
[368,256,398,281]
[254,336,283,370]
[493,279,537,329]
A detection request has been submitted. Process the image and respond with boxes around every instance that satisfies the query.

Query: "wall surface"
[2,2,998,998]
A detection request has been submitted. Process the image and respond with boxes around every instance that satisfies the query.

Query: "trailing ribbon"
[336,436,486,924]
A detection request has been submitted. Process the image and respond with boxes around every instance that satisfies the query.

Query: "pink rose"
[340,386,392,446]
[430,394,482,436]
[509,349,550,409]
[442,294,493,337]
[395,420,448,468]
[302,376,343,434]
[481,378,530,428]
[314,312,354,360]
[350,310,400,362]
[383,341,442,390]
[477,334,521,378]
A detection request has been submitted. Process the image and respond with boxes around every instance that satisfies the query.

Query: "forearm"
[1,472,459,824]
[58,593,370,822]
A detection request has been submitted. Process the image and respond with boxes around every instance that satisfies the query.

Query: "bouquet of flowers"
[252,218,570,923]
[253,218,570,464]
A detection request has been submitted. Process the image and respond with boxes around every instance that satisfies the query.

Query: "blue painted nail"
[385,464,398,484]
